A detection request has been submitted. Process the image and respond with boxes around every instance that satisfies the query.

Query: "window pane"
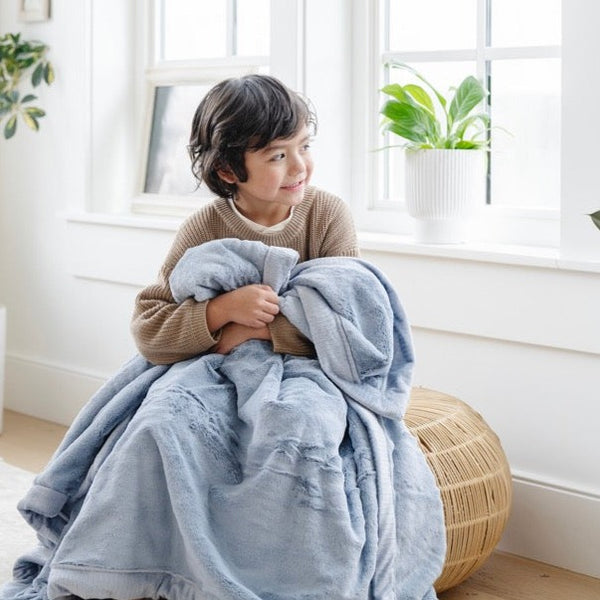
[383,61,478,201]
[388,0,477,51]
[490,58,561,209]
[162,0,227,60]
[491,0,561,47]
[145,84,212,196]
[236,0,270,56]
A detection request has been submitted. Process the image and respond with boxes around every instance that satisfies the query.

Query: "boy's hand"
[213,323,271,355]
[206,284,280,331]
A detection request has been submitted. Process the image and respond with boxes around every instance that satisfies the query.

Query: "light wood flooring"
[1,409,599,600]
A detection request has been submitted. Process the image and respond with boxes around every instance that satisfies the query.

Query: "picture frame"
[19,0,51,23]
[140,65,259,201]
[143,81,212,197]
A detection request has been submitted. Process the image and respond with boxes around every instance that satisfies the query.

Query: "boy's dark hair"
[188,74,317,198]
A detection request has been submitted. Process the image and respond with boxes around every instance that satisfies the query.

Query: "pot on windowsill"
[379,61,491,244]
[405,148,486,244]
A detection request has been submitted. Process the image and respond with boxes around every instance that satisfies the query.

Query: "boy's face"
[219,126,314,225]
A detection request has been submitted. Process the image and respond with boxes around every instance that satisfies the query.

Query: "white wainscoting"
[500,473,600,578]
[5,353,107,426]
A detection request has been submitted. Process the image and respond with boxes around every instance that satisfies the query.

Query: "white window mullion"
[382,49,478,64]
[476,0,487,81]
[153,0,166,63]
[226,0,237,57]
[484,46,561,61]
[269,0,305,92]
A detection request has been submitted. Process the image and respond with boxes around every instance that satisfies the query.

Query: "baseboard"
[4,354,599,578]
[498,471,600,578]
[4,354,107,426]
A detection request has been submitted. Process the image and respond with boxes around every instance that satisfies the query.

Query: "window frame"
[351,0,562,247]
[131,0,272,217]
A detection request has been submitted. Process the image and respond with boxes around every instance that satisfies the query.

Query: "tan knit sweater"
[131,186,359,364]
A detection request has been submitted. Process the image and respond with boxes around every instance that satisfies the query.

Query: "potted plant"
[0,32,54,139]
[380,61,490,243]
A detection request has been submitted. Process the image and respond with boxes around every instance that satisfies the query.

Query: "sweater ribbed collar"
[213,186,316,243]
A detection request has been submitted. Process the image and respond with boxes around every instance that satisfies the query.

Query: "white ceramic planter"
[405,149,486,244]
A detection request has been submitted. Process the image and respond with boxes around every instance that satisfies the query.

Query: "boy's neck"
[232,198,292,227]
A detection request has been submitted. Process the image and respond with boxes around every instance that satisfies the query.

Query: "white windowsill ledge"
[358,231,600,274]
[64,212,600,275]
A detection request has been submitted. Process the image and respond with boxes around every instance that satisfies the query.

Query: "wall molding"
[5,353,107,426]
[499,473,600,578]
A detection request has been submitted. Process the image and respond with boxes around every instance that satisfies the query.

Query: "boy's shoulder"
[176,197,226,243]
[304,186,351,222]
[304,185,346,210]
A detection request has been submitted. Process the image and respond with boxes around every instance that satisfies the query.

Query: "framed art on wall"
[19,0,51,22]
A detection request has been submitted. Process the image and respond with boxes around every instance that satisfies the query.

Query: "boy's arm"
[132,284,219,365]
[131,214,218,365]
[319,197,360,258]
[268,315,315,357]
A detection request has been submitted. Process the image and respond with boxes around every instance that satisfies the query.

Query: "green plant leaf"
[454,140,486,149]
[21,111,39,131]
[380,99,437,144]
[4,114,17,138]
[21,93,37,103]
[387,60,448,109]
[25,106,45,118]
[44,62,55,85]
[403,84,435,114]
[449,76,486,127]
[454,112,490,141]
[589,210,600,232]
[381,83,412,103]
[31,62,44,86]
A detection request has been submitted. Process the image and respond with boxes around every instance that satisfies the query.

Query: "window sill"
[63,212,600,275]
[64,210,183,232]
[358,231,600,274]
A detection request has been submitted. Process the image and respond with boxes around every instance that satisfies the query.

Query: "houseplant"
[380,61,490,243]
[0,32,54,139]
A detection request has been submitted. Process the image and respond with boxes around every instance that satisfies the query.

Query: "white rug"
[0,459,37,586]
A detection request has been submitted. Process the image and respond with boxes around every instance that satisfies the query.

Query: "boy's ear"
[216,167,237,184]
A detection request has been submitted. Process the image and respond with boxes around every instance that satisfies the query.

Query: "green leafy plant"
[0,32,54,139]
[380,61,490,150]
[589,210,600,232]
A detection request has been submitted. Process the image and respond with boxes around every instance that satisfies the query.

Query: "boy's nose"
[289,153,307,175]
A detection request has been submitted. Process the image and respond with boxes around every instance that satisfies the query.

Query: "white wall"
[0,0,599,580]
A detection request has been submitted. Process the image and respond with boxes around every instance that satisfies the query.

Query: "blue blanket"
[1,239,445,600]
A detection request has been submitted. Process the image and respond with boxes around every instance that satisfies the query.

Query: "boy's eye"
[270,153,285,161]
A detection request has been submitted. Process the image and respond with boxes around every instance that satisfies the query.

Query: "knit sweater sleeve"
[318,195,360,258]
[131,213,219,365]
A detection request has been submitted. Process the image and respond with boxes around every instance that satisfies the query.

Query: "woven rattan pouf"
[404,388,512,593]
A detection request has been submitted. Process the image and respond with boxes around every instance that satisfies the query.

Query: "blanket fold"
[1,239,445,600]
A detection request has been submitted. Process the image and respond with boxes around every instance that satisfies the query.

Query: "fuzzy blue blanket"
[1,239,445,600]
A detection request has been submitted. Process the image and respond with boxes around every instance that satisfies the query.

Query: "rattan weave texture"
[405,388,512,593]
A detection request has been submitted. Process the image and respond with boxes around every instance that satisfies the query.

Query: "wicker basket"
[405,388,512,593]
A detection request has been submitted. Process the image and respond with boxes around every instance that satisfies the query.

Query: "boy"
[132,74,359,364]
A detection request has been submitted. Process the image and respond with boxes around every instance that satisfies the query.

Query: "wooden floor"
[1,409,599,600]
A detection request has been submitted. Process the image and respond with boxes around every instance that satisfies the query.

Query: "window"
[135,0,271,214]
[355,0,562,242]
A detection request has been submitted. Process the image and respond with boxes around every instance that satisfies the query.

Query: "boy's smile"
[219,126,314,227]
